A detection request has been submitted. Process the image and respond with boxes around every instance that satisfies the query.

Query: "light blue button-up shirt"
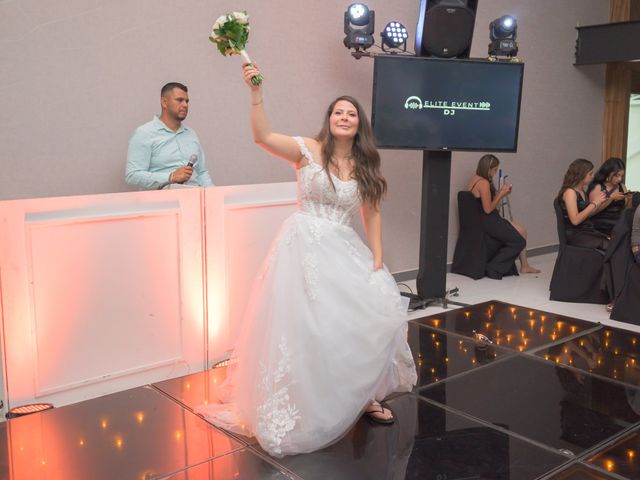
[126,116,214,189]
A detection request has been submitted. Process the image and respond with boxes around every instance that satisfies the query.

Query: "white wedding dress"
[196,137,417,457]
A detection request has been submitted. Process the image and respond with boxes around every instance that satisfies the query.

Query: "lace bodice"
[294,137,360,226]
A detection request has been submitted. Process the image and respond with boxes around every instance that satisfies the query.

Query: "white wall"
[0,0,609,273]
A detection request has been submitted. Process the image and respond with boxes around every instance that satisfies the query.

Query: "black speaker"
[415,0,478,58]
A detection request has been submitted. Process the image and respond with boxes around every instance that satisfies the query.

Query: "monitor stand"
[401,150,464,310]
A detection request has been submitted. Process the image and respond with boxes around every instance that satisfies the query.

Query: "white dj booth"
[0,183,298,413]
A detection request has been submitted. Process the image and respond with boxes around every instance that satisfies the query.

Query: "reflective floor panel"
[160,448,295,480]
[259,394,568,480]
[535,327,640,388]
[4,300,640,479]
[412,300,596,351]
[0,386,243,480]
[544,462,624,479]
[418,354,640,455]
[153,366,257,446]
[153,367,229,412]
[586,427,640,480]
[409,322,515,388]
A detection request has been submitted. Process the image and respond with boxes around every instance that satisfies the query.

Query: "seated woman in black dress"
[588,157,631,236]
[558,158,609,250]
[467,154,539,279]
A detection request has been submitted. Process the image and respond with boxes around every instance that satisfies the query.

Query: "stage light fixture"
[488,15,519,60]
[348,3,370,26]
[381,21,408,52]
[343,3,375,52]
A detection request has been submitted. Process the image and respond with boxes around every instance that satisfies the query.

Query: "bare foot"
[521,266,541,274]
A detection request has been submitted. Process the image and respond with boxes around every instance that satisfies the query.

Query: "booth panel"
[0,189,206,409]
[204,183,297,363]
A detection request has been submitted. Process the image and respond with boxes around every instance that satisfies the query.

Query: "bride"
[196,62,417,457]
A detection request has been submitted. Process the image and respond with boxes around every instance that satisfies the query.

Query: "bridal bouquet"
[209,11,263,85]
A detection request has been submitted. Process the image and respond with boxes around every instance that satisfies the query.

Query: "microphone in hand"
[172,165,194,184]
[171,154,197,184]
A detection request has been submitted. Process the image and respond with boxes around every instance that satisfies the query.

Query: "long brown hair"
[476,154,500,198]
[316,96,387,207]
[557,158,593,201]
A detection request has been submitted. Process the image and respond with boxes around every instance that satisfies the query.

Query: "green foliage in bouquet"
[209,12,249,56]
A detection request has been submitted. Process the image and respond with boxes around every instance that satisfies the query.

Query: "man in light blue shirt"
[126,82,214,189]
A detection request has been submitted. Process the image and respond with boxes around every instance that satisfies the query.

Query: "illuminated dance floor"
[1,300,639,479]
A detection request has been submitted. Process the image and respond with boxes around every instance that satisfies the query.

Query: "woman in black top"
[588,157,630,236]
[558,159,609,250]
[467,154,538,278]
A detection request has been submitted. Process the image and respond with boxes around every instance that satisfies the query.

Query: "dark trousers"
[566,230,609,251]
[482,213,526,280]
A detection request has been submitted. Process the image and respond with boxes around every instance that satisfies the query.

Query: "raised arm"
[361,201,383,271]
[243,63,312,165]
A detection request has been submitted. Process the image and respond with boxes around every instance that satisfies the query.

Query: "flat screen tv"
[371,56,524,152]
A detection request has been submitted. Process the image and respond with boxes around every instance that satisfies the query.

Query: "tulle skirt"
[196,211,417,457]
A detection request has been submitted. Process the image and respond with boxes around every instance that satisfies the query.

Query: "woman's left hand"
[610,191,626,202]
[242,62,262,91]
[373,259,383,271]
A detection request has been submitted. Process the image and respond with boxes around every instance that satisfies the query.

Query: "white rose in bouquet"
[232,12,249,24]
[212,14,227,33]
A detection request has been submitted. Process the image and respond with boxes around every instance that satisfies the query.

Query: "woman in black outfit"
[558,159,609,250]
[588,157,631,236]
[467,154,538,279]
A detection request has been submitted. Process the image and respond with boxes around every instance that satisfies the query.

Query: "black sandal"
[364,402,395,425]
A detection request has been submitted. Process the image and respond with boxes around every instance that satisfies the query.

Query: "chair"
[610,262,640,325]
[549,199,608,304]
[609,205,639,325]
[602,208,634,301]
[451,191,504,280]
